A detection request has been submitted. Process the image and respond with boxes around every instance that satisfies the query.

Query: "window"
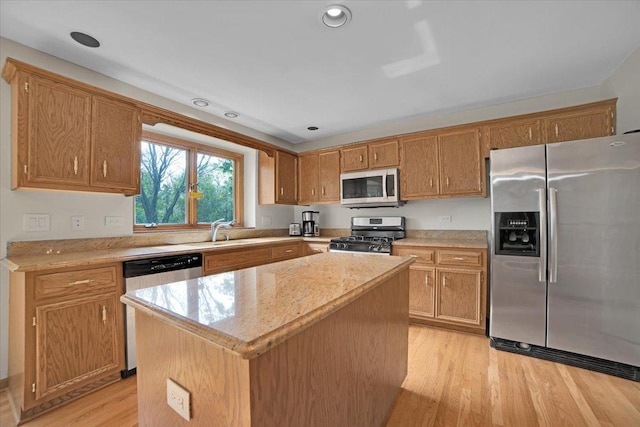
[134,131,243,230]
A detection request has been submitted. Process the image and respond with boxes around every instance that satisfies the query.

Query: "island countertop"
[121,252,413,359]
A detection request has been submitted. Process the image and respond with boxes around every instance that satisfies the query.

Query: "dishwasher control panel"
[123,253,203,278]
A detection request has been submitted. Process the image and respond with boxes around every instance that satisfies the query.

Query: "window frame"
[134,130,244,232]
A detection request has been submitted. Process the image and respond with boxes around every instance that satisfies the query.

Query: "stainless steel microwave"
[340,168,403,208]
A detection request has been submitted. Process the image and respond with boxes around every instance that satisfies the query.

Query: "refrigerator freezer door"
[546,134,640,367]
[490,145,547,346]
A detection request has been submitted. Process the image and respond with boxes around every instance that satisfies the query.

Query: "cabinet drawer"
[34,266,119,300]
[204,247,272,275]
[394,247,435,265]
[437,250,483,267]
[271,243,301,261]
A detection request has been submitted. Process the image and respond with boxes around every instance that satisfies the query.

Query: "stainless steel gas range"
[329,216,406,255]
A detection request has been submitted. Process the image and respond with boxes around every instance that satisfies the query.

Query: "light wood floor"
[1,326,638,426]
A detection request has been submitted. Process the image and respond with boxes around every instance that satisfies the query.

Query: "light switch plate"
[167,378,190,421]
[439,215,452,223]
[105,216,123,226]
[261,215,272,226]
[22,213,50,232]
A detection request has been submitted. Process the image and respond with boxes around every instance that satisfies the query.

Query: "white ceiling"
[2,1,640,144]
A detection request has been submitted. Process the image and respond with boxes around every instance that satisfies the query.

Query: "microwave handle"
[383,173,389,199]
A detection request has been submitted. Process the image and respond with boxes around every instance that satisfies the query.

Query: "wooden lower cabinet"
[7,263,125,424]
[393,245,487,334]
[203,242,305,275]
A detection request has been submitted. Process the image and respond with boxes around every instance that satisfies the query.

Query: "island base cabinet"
[134,269,409,427]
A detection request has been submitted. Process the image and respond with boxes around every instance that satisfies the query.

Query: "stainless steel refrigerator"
[489,133,639,381]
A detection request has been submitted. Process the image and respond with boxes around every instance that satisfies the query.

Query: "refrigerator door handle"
[549,187,558,283]
[537,188,547,282]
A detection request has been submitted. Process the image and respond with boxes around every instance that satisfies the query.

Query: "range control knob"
[338,243,348,250]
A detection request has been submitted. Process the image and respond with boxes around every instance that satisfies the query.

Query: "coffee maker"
[302,211,320,237]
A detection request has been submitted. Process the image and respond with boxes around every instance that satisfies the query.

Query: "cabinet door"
[544,107,614,143]
[368,139,399,169]
[90,96,141,194]
[27,75,92,186]
[35,293,122,401]
[438,129,482,195]
[488,119,542,150]
[318,150,340,202]
[400,135,439,198]
[276,151,298,204]
[409,266,435,318]
[341,146,368,172]
[435,268,482,326]
[298,153,319,205]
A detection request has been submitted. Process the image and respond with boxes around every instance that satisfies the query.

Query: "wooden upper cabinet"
[438,129,482,195]
[5,67,142,195]
[341,145,368,172]
[318,150,340,202]
[26,74,92,187]
[368,139,399,169]
[259,150,298,205]
[90,96,140,194]
[487,118,542,150]
[400,135,439,199]
[298,153,319,205]
[544,104,614,143]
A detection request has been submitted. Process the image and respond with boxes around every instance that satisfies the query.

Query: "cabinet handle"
[529,127,532,140]
[73,156,78,175]
[429,178,433,188]
[103,160,107,178]
[311,188,315,196]
[446,177,450,187]
[280,187,284,195]
[285,249,293,253]
[69,279,91,285]
[359,155,363,163]
[453,257,465,261]
[102,305,107,324]
[555,124,559,137]
[442,277,447,288]
[374,152,378,161]
[322,187,326,195]
[425,275,429,286]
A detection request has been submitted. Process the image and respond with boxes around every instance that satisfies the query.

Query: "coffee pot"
[302,211,320,237]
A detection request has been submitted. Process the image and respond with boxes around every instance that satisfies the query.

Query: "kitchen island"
[121,252,413,426]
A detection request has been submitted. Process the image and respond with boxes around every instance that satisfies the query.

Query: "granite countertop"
[3,237,313,272]
[121,252,414,359]
[394,237,487,249]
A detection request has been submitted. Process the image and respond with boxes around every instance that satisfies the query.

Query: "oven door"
[340,168,399,206]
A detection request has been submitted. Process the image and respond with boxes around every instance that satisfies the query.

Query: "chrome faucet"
[211,218,235,242]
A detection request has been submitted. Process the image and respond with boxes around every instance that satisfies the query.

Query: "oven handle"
[329,249,391,256]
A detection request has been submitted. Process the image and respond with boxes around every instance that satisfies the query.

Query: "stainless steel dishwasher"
[122,252,203,377]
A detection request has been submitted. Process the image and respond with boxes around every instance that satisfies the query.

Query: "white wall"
[603,46,640,134]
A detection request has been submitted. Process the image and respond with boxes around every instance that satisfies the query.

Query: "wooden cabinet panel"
[399,135,439,198]
[27,75,92,186]
[394,247,435,264]
[34,266,118,300]
[318,151,340,202]
[90,96,140,194]
[298,153,319,205]
[435,268,482,326]
[341,145,368,172]
[35,293,121,400]
[259,150,298,205]
[544,107,614,143]
[204,247,272,275]
[438,129,482,195]
[437,250,483,267]
[408,266,435,318]
[488,119,542,150]
[271,243,302,261]
[368,139,399,169]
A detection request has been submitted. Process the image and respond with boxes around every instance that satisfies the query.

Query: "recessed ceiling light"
[70,31,100,48]
[224,112,239,119]
[307,126,319,131]
[322,5,352,28]
[191,98,210,107]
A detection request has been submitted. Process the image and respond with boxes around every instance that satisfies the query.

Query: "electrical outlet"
[439,215,452,223]
[167,378,190,421]
[71,215,85,231]
[105,216,123,226]
[261,215,272,226]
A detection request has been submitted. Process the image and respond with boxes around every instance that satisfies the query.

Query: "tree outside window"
[134,132,242,229]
